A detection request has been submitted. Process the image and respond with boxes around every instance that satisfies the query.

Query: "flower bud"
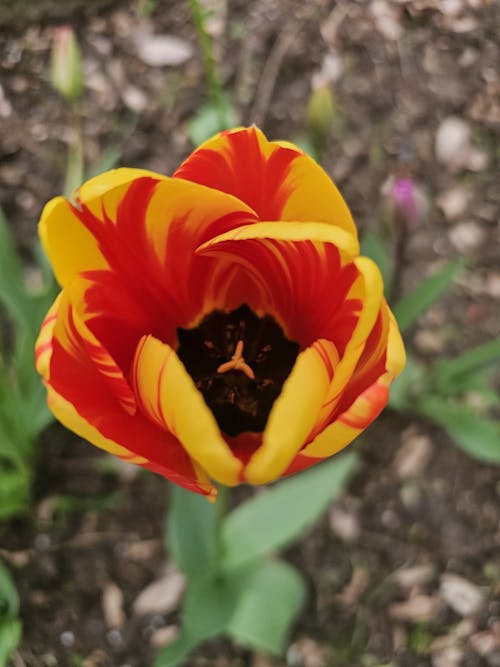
[50,27,84,103]
[382,176,429,229]
[307,85,336,148]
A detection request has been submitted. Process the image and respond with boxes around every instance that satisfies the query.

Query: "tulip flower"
[35,127,405,498]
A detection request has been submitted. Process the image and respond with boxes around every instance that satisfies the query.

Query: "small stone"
[394,434,433,479]
[437,186,471,221]
[60,630,75,648]
[135,34,193,67]
[133,566,185,616]
[287,638,327,667]
[467,148,489,172]
[329,505,360,543]
[150,625,179,649]
[102,582,126,629]
[440,574,485,617]
[393,564,435,590]
[370,0,403,40]
[469,630,500,657]
[121,86,148,113]
[0,84,12,118]
[390,594,443,622]
[435,117,472,171]
[431,646,464,667]
[449,221,486,253]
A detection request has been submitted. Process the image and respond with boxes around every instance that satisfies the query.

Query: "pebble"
[439,573,485,617]
[435,116,472,171]
[437,186,471,221]
[150,624,179,649]
[102,581,125,629]
[449,221,486,253]
[393,564,435,590]
[329,505,360,543]
[390,594,443,622]
[135,34,193,67]
[393,433,433,479]
[60,630,75,648]
[133,566,185,616]
[431,646,463,667]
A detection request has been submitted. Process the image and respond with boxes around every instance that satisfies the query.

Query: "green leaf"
[155,560,306,666]
[0,208,29,327]
[360,231,392,293]
[165,485,220,577]
[154,632,200,667]
[221,453,358,570]
[392,259,462,333]
[228,560,305,654]
[430,339,500,396]
[0,561,19,618]
[416,395,500,463]
[0,618,21,667]
[188,99,238,147]
[0,470,30,520]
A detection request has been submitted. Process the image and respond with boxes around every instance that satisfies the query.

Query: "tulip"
[35,127,405,498]
[382,176,429,229]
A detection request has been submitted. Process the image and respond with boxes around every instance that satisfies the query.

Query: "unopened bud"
[382,176,429,229]
[307,85,336,148]
[50,27,84,103]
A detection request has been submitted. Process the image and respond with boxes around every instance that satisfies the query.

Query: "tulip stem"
[188,0,227,128]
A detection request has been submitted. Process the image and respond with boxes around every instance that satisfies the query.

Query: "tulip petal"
[312,256,385,425]
[35,292,62,380]
[43,291,213,495]
[297,308,405,461]
[40,169,167,286]
[197,221,362,348]
[40,170,257,328]
[174,126,358,238]
[39,196,109,287]
[244,339,335,484]
[132,335,243,486]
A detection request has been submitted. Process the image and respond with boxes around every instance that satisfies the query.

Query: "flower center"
[177,304,300,436]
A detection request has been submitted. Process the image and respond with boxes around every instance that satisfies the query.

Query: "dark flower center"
[177,304,300,436]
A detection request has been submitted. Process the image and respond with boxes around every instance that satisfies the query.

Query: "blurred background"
[0,0,499,665]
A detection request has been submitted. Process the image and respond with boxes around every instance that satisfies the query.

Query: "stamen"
[217,340,255,380]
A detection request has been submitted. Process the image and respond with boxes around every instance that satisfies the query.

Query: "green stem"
[188,0,226,127]
[215,484,228,568]
[63,102,84,198]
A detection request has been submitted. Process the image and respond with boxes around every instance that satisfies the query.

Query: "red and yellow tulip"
[35,127,405,498]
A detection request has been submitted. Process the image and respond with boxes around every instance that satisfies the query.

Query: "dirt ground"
[0,1,499,666]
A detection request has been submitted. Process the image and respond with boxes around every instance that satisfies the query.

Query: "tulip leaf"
[188,98,238,147]
[165,485,220,577]
[392,259,462,333]
[429,339,500,396]
[155,559,305,666]
[0,560,21,667]
[0,208,29,327]
[416,395,500,463]
[227,559,305,654]
[221,453,358,570]
[0,618,21,667]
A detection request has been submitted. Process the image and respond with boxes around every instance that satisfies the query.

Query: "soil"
[0,1,499,666]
